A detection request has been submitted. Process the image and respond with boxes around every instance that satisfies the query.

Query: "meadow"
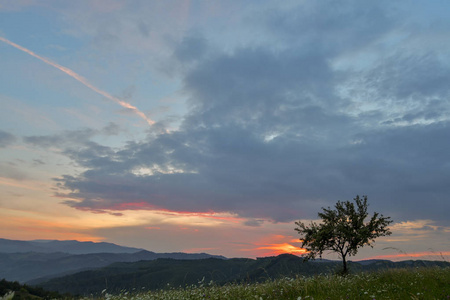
[98,267,450,300]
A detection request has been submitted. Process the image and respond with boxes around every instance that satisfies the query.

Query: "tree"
[295,195,393,274]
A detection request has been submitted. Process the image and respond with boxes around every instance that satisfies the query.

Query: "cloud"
[23,123,120,148]
[174,35,208,63]
[23,1,450,226]
[0,130,16,147]
[101,122,121,136]
[243,219,265,227]
[32,159,45,165]
[262,0,394,55]
[24,128,96,148]
[0,162,28,180]
[348,53,450,127]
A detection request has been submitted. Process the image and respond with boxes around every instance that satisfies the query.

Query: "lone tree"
[295,195,392,274]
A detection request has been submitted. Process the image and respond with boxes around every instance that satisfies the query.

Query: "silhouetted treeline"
[0,278,66,299]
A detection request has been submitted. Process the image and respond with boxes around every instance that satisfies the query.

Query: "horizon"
[1,1,449,262]
[2,237,449,263]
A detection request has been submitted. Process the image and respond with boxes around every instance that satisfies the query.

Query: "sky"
[0,0,449,261]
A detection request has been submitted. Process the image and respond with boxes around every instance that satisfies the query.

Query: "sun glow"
[256,243,308,256]
[240,234,308,257]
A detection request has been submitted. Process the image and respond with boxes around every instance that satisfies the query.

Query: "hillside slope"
[0,239,226,283]
[36,254,450,296]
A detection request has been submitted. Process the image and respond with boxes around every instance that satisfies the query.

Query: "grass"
[96,267,450,300]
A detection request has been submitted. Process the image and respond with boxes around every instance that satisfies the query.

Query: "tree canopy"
[295,195,393,274]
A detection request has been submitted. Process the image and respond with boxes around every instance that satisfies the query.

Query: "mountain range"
[0,238,143,254]
[1,238,449,297]
[0,239,225,283]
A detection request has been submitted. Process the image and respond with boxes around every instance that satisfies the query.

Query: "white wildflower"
[0,291,15,300]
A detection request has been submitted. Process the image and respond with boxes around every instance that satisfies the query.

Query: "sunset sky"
[1,0,449,261]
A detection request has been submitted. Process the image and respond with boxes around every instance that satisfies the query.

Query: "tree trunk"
[341,254,348,275]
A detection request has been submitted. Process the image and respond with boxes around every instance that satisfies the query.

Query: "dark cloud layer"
[25,2,450,225]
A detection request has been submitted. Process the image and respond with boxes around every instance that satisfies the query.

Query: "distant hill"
[0,239,226,283]
[0,238,142,254]
[0,250,226,283]
[34,254,450,296]
[356,259,392,266]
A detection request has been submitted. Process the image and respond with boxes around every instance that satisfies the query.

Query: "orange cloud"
[107,202,243,223]
[0,216,103,242]
[290,238,303,244]
[366,251,450,261]
[156,208,241,221]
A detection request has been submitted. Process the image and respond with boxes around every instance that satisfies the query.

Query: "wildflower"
[0,291,15,300]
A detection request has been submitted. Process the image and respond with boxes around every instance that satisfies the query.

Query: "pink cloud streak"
[0,36,155,125]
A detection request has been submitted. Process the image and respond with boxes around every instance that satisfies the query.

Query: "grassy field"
[97,267,450,300]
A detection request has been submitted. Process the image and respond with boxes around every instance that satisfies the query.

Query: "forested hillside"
[36,254,450,296]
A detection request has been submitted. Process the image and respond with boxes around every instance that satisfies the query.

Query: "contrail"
[0,36,155,126]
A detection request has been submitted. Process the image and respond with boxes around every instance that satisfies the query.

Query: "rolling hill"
[0,238,142,254]
[35,254,450,296]
[0,239,226,283]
